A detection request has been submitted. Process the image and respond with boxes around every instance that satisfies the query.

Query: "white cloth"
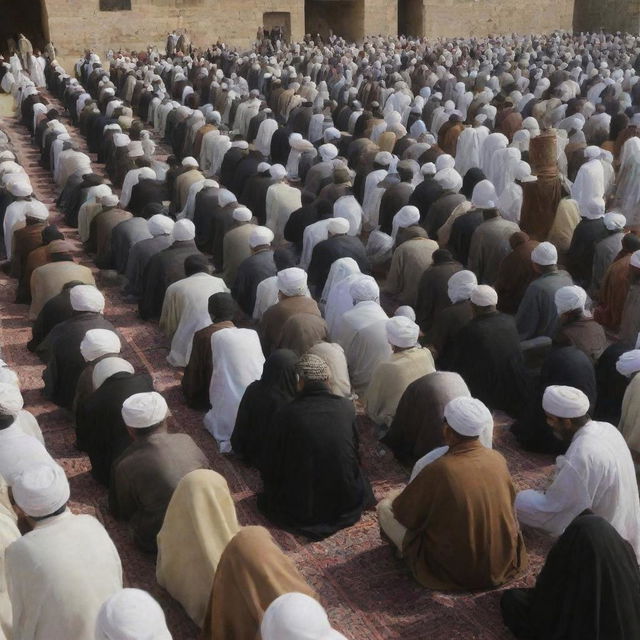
[333,196,362,236]
[255,119,278,157]
[0,423,54,486]
[300,218,332,270]
[615,137,640,226]
[516,420,640,561]
[252,276,279,321]
[121,392,168,429]
[6,511,123,640]
[455,127,482,176]
[361,169,387,228]
[0,503,19,640]
[542,385,590,417]
[80,329,121,363]
[444,397,493,436]
[203,328,265,453]
[3,200,48,259]
[265,183,302,244]
[571,158,605,211]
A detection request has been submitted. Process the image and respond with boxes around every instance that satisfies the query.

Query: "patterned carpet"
[0,98,557,639]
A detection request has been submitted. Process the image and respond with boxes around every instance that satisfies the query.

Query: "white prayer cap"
[113,133,130,147]
[127,141,144,157]
[470,284,498,307]
[531,241,557,266]
[604,212,626,231]
[70,285,105,313]
[92,357,134,389]
[261,593,347,640]
[386,315,419,348]
[374,151,393,166]
[232,140,249,150]
[584,145,602,159]
[181,156,198,167]
[631,251,640,269]
[542,385,590,418]
[102,194,120,207]
[471,180,497,209]
[444,396,493,437]
[515,161,536,182]
[172,219,196,241]
[121,391,168,428]
[435,154,455,171]
[394,305,416,322]
[24,203,49,221]
[270,164,287,180]
[421,162,436,176]
[249,226,274,248]
[328,217,350,234]
[138,167,156,180]
[277,268,308,296]
[203,179,218,188]
[8,181,32,197]
[393,205,420,229]
[434,168,462,192]
[616,350,640,377]
[350,275,380,302]
[555,285,586,314]
[232,207,252,222]
[0,382,23,416]
[581,196,605,219]
[257,162,271,173]
[522,116,540,133]
[319,143,338,161]
[95,588,172,640]
[148,214,174,236]
[0,150,15,161]
[13,463,70,518]
[80,329,121,363]
[324,127,340,141]
[448,270,477,303]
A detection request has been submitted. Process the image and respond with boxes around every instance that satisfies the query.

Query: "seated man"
[377,396,527,590]
[110,392,209,553]
[516,385,640,561]
[259,354,374,539]
[365,316,435,433]
[6,463,123,640]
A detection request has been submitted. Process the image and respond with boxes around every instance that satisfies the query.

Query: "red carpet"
[0,102,557,639]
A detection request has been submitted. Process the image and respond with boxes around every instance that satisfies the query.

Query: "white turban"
[581,196,605,219]
[70,285,105,313]
[584,145,602,159]
[121,391,168,428]
[102,194,120,207]
[471,180,497,209]
[328,217,350,234]
[555,285,586,314]
[203,179,218,188]
[604,212,626,231]
[277,268,308,296]
[13,463,70,518]
[80,329,121,362]
[435,154,455,171]
[250,226,274,248]
[420,163,436,176]
[531,241,557,266]
[181,156,198,167]
[127,141,144,157]
[319,143,338,162]
[374,151,393,166]
[393,205,420,230]
[138,167,156,181]
[434,168,462,192]
[444,396,493,437]
[616,350,640,377]
[173,219,196,241]
[8,181,32,197]
[631,250,640,269]
[95,589,172,640]
[350,275,380,302]
[257,162,271,173]
[270,164,287,180]
[261,593,347,640]
[148,214,174,236]
[542,385,590,418]
[386,316,419,348]
[394,305,416,322]
[470,285,498,307]
[92,357,134,389]
[0,382,23,416]
[232,206,252,222]
[23,203,49,221]
[448,270,477,303]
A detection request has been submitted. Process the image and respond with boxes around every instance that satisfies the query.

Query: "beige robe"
[547,198,581,262]
[620,373,640,453]
[307,341,352,398]
[176,169,205,210]
[78,202,103,243]
[385,237,438,306]
[265,182,302,244]
[222,223,256,287]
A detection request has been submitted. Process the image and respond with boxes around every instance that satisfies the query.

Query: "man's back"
[6,512,122,640]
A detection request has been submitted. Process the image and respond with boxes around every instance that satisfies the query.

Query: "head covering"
[12,463,70,518]
[319,144,338,162]
[95,589,172,640]
[70,285,105,313]
[102,194,120,207]
[616,350,640,377]
[261,593,347,640]
[555,285,587,314]
[182,156,198,167]
[173,219,196,241]
[250,226,274,248]
[585,145,602,159]
[394,305,416,321]
[92,357,134,389]
[581,197,605,219]
[386,316,419,348]
[392,205,420,235]
[350,275,379,302]
[542,385,590,418]
[121,391,169,428]
[421,162,436,176]
[434,168,463,191]
[444,397,493,436]
[470,285,498,306]
[277,268,308,297]
[80,329,121,362]
[448,270,477,303]
[8,181,32,197]
[375,151,393,166]
[0,382,23,416]
[328,217,350,234]
[295,353,330,381]
[148,214,174,236]
[270,164,287,180]
[257,162,271,173]
[24,203,49,221]
[232,207,252,222]
[471,180,497,208]
[435,154,456,171]
[531,241,558,266]
[631,250,640,269]
[604,212,626,231]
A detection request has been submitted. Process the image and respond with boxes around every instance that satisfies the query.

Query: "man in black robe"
[192,181,221,250]
[378,162,415,235]
[228,149,265,198]
[128,176,169,217]
[565,205,609,288]
[258,353,374,539]
[110,217,151,274]
[239,162,275,225]
[219,141,248,189]
[409,164,443,223]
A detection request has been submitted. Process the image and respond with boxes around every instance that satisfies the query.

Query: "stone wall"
[573,0,640,33]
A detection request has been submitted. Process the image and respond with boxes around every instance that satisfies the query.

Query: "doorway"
[397,0,424,38]
[0,0,49,57]
[263,12,292,43]
[304,0,364,43]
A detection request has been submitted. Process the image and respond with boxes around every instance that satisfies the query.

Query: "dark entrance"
[398,0,424,37]
[304,0,364,43]
[0,0,49,57]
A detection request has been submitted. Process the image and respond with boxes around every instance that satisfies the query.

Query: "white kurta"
[361,169,387,228]
[300,218,332,270]
[265,183,302,244]
[571,158,605,211]
[6,511,123,640]
[0,505,19,640]
[203,328,265,453]
[333,196,363,236]
[516,420,640,561]
[0,423,54,486]
[252,276,279,321]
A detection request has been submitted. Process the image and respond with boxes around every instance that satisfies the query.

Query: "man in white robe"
[361,151,392,229]
[3,191,49,261]
[266,164,302,243]
[6,463,123,640]
[617,350,640,455]
[571,145,605,211]
[516,385,640,561]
